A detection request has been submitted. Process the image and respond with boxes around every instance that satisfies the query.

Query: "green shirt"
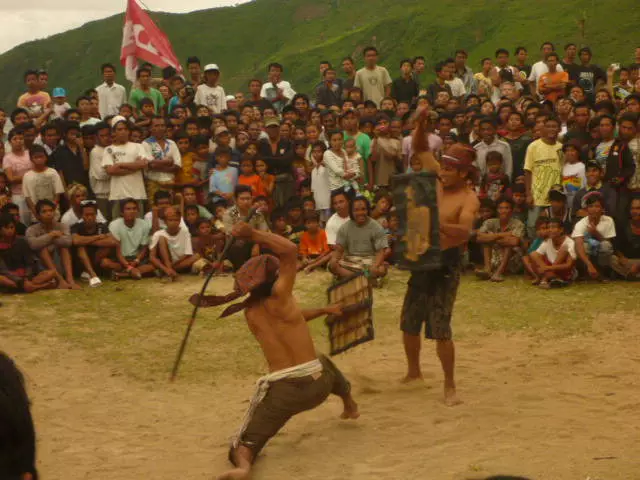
[344,131,372,183]
[109,218,150,258]
[129,88,165,112]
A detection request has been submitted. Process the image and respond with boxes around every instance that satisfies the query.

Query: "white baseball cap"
[204,64,220,72]
[225,95,236,101]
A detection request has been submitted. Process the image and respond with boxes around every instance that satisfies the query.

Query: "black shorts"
[400,263,462,340]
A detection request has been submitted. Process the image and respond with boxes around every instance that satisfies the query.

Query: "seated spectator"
[60,184,107,228]
[371,190,392,229]
[302,196,316,215]
[572,161,617,224]
[479,151,510,202]
[270,208,292,239]
[0,213,56,293]
[612,196,640,280]
[222,185,269,269]
[572,192,616,281]
[287,198,305,244]
[299,211,331,273]
[106,198,155,280]
[475,197,525,282]
[523,217,549,284]
[25,199,79,289]
[329,196,388,280]
[468,198,496,269]
[530,217,577,289]
[22,145,64,223]
[183,204,201,235]
[1,203,27,236]
[149,206,199,280]
[325,189,352,247]
[70,200,118,287]
[192,218,227,272]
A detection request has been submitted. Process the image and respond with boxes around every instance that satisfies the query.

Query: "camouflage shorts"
[400,265,462,340]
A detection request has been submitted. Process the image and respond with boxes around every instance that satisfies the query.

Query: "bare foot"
[400,373,424,383]
[340,396,360,419]
[69,282,82,290]
[57,280,71,290]
[444,387,463,407]
[216,467,250,480]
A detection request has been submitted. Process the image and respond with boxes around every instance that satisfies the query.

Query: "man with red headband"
[400,142,479,406]
[191,226,359,480]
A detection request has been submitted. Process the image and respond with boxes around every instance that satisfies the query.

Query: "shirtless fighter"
[191,224,359,480]
[400,142,479,406]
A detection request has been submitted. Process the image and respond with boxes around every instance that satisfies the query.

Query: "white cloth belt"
[232,358,323,447]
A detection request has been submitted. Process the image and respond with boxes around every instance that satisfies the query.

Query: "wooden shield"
[325,272,374,356]
[390,172,442,271]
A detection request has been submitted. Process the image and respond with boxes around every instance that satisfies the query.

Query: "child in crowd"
[542,185,572,234]
[572,161,617,224]
[371,191,393,229]
[523,217,549,283]
[255,158,275,204]
[407,154,424,173]
[302,196,316,215]
[468,198,496,269]
[324,130,360,193]
[299,178,312,200]
[287,198,305,244]
[183,204,201,235]
[292,140,309,193]
[511,183,529,226]
[270,209,292,239]
[212,201,227,232]
[298,211,331,273]
[344,137,364,187]
[149,206,199,281]
[182,185,212,219]
[190,218,227,275]
[191,135,212,198]
[22,145,64,223]
[135,98,155,130]
[209,146,238,205]
[310,141,331,222]
[479,151,510,202]
[51,88,70,120]
[237,157,265,197]
[530,217,576,288]
[386,211,401,264]
[561,140,586,211]
[173,132,196,187]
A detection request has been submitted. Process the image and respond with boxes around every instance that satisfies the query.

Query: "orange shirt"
[538,71,569,103]
[299,229,330,257]
[238,173,266,197]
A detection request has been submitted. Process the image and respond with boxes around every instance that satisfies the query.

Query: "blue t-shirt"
[209,166,238,202]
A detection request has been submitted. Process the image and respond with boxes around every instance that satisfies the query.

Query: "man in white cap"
[195,63,227,114]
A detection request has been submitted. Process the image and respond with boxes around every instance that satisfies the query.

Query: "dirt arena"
[2,271,639,479]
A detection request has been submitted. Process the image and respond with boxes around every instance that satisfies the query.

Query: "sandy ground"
[3,306,640,480]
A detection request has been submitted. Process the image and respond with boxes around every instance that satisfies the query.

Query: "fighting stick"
[170,207,259,381]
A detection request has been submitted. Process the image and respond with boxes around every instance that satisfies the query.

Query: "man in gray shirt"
[329,196,388,280]
[25,199,79,289]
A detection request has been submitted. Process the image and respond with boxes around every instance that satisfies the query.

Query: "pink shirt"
[2,151,33,195]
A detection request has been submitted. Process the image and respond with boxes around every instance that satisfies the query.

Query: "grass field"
[2,269,640,479]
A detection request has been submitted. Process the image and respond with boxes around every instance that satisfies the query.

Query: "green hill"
[1,0,639,109]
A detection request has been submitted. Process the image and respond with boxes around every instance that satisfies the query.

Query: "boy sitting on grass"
[149,206,199,281]
[530,217,576,289]
[523,217,549,284]
[190,218,226,275]
[298,211,331,273]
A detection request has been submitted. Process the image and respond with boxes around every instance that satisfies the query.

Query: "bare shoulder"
[464,189,480,209]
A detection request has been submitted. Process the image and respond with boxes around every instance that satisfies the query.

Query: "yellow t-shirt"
[524,139,563,206]
[175,152,196,185]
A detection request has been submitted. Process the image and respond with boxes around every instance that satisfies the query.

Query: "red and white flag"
[120,0,183,82]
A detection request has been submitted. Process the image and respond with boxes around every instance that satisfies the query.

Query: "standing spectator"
[342,109,372,186]
[316,68,342,108]
[453,49,476,96]
[209,146,238,205]
[260,63,296,114]
[514,46,532,95]
[50,88,70,120]
[324,131,360,192]
[572,192,616,280]
[491,48,520,104]
[444,58,466,99]
[245,79,273,112]
[618,113,640,194]
[412,56,426,92]
[96,63,126,119]
[474,117,513,180]
[427,61,453,105]
[501,111,532,180]
[370,116,402,187]
[528,42,564,99]
[310,141,330,222]
[195,64,227,114]
[51,121,91,193]
[2,127,34,224]
[102,120,149,218]
[142,116,181,201]
[186,56,203,86]
[22,145,64,222]
[17,70,51,119]
[537,52,569,103]
[354,47,392,107]
[258,117,293,207]
[391,59,419,105]
[561,43,579,80]
[572,47,606,103]
[572,161,617,224]
[25,199,79,290]
[474,58,495,98]
[341,56,356,98]
[128,66,164,114]
[561,140,587,211]
[524,116,563,238]
[89,122,112,219]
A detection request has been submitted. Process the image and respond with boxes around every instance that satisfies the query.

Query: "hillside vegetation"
[1,0,639,108]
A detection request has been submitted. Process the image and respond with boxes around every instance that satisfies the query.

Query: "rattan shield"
[325,272,374,356]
